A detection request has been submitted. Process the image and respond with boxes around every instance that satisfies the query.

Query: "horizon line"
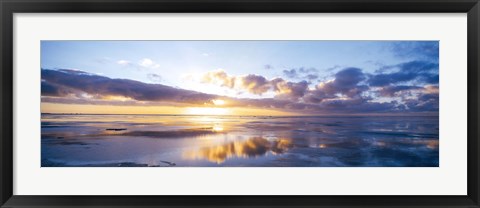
[40,112,439,117]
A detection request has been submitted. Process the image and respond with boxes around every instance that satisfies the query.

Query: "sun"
[212,99,225,105]
[185,107,229,115]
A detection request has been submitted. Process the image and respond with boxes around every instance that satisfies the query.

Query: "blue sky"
[41,41,407,88]
[41,41,439,115]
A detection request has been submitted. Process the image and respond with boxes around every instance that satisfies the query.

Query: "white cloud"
[117,58,160,69]
[117,60,130,65]
[139,58,154,67]
[139,58,160,69]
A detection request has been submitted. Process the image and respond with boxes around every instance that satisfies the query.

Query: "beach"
[41,114,439,167]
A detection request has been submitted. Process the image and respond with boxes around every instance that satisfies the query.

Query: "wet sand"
[41,114,439,167]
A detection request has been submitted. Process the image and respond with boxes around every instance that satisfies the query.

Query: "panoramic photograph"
[41,40,439,167]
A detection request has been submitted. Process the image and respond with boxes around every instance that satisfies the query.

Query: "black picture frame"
[1,0,479,207]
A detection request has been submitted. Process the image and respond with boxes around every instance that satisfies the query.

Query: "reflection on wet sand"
[415,139,439,149]
[183,137,293,164]
[41,114,439,167]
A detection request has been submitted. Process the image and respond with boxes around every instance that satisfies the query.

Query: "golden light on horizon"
[41,103,295,116]
[212,99,225,106]
[212,125,224,132]
[185,107,229,115]
[104,95,133,102]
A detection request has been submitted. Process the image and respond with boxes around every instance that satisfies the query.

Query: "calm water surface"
[41,114,439,167]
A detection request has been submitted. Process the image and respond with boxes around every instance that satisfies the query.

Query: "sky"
[41,41,439,115]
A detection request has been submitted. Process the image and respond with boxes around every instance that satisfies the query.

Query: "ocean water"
[41,114,439,167]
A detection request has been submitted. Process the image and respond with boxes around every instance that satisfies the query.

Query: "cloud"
[139,58,160,69]
[271,79,309,100]
[201,70,271,95]
[331,68,366,89]
[389,41,439,62]
[42,69,217,105]
[117,60,130,66]
[201,70,236,88]
[117,58,160,69]
[377,85,423,97]
[368,61,439,87]
[41,81,74,97]
[264,64,274,70]
[42,65,439,115]
[376,85,439,111]
[403,90,439,112]
[41,69,306,111]
[305,74,318,80]
[240,74,271,95]
[303,68,368,103]
[147,73,162,83]
[139,58,154,67]
[197,66,437,114]
[282,67,321,82]
[283,69,298,79]
[315,97,401,113]
[201,70,308,98]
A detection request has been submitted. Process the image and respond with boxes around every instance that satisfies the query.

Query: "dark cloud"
[305,74,318,80]
[42,69,218,104]
[304,68,369,103]
[377,85,423,97]
[390,41,439,62]
[282,67,320,82]
[147,73,162,83]
[42,69,310,111]
[317,97,401,113]
[404,92,439,112]
[41,96,141,106]
[241,74,271,95]
[333,68,366,88]
[42,64,439,114]
[368,61,439,87]
[302,89,334,104]
[297,67,316,74]
[376,85,439,112]
[283,69,298,79]
[264,64,274,70]
[272,80,309,100]
[41,81,74,97]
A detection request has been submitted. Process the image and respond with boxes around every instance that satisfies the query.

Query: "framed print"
[1,0,479,207]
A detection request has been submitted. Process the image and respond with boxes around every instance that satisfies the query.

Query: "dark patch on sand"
[117,127,221,138]
[106,128,127,131]
[42,160,176,167]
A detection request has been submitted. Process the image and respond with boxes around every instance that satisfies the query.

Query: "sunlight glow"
[104,95,133,102]
[41,103,294,116]
[186,107,229,115]
[212,125,224,132]
[212,99,225,105]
